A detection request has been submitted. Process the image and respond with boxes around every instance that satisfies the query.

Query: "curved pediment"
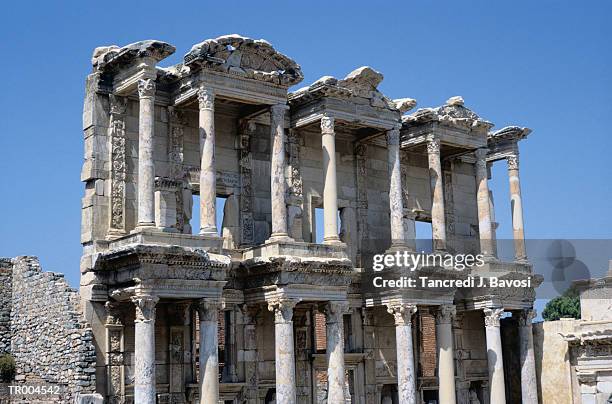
[184,34,303,87]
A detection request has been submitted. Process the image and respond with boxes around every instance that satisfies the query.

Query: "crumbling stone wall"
[9,256,96,400]
[0,258,12,354]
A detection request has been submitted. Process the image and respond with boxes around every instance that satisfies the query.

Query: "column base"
[199,227,219,237]
[266,233,294,243]
[323,235,344,246]
[514,257,529,264]
[482,254,499,263]
[386,242,414,254]
[132,223,158,234]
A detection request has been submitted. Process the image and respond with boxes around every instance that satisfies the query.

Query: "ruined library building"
[2,35,542,404]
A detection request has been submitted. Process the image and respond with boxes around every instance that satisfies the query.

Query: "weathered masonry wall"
[0,258,11,354]
[7,256,97,400]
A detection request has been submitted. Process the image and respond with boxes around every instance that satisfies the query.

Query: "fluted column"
[269,104,291,241]
[387,125,407,248]
[436,304,456,403]
[197,299,221,404]
[507,154,527,262]
[136,79,156,228]
[426,136,446,251]
[325,301,349,403]
[268,298,298,404]
[484,307,506,403]
[321,115,340,244]
[387,303,417,404]
[475,148,495,259]
[198,86,217,235]
[518,309,538,404]
[132,295,159,404]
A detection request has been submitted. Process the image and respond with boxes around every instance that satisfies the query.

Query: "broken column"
[427,136,446,251]
[268,298,298,404]
[136,79,156,229]
[131,295,159,404]
[198,299,221,403]
[325,301,348,403]
[484,307,506,403]
[321,115,341,244]
[387,303,417,404]
[198,86,218,235]
[269,104,291,241]
[387,125,406,248]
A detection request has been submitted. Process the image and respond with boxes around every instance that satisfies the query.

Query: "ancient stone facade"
[0,256,97,402]
[78,34,540,403]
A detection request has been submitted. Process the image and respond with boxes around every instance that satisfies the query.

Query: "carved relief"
[108,94,127,235]
[426,137,441,154]
[386,303,417,326]
[507,154,519,170]
[198,86,214,110]
[132,295,159,322]
[483,307,504,327]
[321,115,335,135]
[137,78,156,98]
[239,120,255,246]
[354,143,369,266]
[268,298,299,323]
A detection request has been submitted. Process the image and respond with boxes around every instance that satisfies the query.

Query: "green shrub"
[0,354,15,382]
[542,286,581,321]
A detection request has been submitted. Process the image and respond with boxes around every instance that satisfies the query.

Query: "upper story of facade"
[80,34,532,274]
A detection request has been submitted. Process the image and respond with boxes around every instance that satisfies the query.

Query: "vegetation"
[0,353,15,382]
[542,286,581,321]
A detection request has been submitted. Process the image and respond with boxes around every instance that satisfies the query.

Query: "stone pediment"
[183,34,303,87]
[92,40,176,72]
[403,96,493,131]
[488,126,532,142]
[289,66,407,112]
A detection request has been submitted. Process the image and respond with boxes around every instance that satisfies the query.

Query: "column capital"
[483,307,505,327]
[268,298,299,323]
[507,153,519,170]
[324,301,350,324]
[386,126,401,146]
[105,301,125,326]
[426,136,441,155]
[131,295,159,322]
[197,86,215,110]
[137,78,156,99]
[516,308,537,327]
[197,299,223,321]
[474,147,488,160]
[386,303,417,326]
[321,115,335,135]
[270,103,289,120]
[435,304,456,325]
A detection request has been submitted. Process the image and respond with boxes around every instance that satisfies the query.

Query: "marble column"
[474,148,495,259]
[435,304,456,404]
[198,86,217,235]
[517,309,538,404]
[240,305,259,403]
[484,307,506,403]
[507,154,527,262]
[269,104,291,240]
[197,299,221,404]
[131,295,159,404]
[426,136,446,251]
[321,115,340,244]
[387,303,417,404]
[387,125,407,248]
[136,79,156,228]
[268,298,298,404]
[325,301,349,403]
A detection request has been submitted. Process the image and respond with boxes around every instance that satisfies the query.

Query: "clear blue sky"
[1,1,610,294]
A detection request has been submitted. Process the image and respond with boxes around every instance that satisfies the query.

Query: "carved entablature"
[486,126,532,162]
[92,40,176,73]
[289,67,410,132]
[401,96,493,151]
[183,34,303,87]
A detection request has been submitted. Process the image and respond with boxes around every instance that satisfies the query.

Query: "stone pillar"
[131,295,159,404]
[325,301,349,403]
[197,299,221,404]
[268,298,298,404]
[387,303,417,404]
[105,302,125,402]
[198,86,217,235]
[269,104,291,241]
[387,125,406,248]
[507,154,527,262]
[321,115,340,244]
[517,309,538,404]
[484,307,506,403]
[426,136,446,251]
[474,148,495,259]
[136,79,156,228]
[240,305,259,403]
[435,304,456,403]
